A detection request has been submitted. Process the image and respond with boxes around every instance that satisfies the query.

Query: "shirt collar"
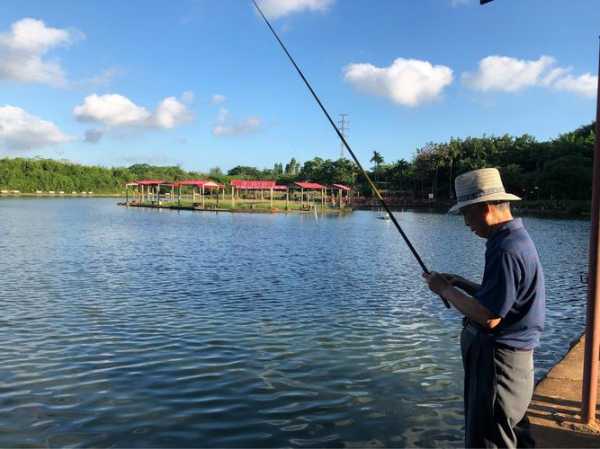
[486,218,523,248]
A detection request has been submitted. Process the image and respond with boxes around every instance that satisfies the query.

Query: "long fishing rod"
[252,0,450,309]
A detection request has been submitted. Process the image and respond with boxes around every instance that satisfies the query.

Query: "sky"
[0,0,598,172]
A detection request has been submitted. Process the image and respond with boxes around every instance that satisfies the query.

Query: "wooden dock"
[120,202,352,215]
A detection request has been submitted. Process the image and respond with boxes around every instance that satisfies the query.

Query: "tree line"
[0,122,594,201]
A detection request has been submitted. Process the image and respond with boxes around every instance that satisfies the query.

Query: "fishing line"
[251,0,450,309]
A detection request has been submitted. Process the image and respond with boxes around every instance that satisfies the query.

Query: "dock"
[120,202,352,215]
[528,334,600,447]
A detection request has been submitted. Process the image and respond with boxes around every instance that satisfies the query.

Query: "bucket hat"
[449,168,521,213]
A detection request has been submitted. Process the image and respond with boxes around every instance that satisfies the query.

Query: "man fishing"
[423,168,545,449]
[251,5,544,445]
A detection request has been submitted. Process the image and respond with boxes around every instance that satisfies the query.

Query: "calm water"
[0,199,589,448]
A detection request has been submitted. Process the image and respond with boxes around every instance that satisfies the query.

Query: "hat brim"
[448,192,521,214]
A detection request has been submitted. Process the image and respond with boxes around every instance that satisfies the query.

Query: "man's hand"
[439,273,463,286]
[422,271,453,296]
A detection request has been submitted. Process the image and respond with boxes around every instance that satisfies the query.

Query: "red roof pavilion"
[295,181,325,190]
[332,183,351,191]
[134,179,168,186]
[230,180,276,190]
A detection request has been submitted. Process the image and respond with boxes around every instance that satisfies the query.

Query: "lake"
[0,198,589,448]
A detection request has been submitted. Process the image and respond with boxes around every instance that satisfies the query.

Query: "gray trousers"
[461,323,535,448]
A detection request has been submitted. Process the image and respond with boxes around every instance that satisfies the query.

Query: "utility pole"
[338,113,349,159]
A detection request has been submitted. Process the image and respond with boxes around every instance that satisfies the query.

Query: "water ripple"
[0,199,587,447]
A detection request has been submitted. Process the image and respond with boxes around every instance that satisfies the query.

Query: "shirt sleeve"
[474,251,520,318]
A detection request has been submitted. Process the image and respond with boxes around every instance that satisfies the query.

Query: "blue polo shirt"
[473,218,545,349]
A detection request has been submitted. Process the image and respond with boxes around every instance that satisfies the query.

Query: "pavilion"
[331,183,352,208]
[294,182,327,208]
[176,180,226,208]
[126,179,173,205]
[230,180,288,209]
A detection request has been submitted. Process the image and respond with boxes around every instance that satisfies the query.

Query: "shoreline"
[0,192,122,198]
[119,202,353,215]
[0,194,591,219]
[354,200,591,220]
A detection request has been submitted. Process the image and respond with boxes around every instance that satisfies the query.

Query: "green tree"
[370,151,384,170]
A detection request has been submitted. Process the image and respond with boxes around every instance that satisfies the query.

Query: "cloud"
[74,94,151,126]
[256,0,334,19]
[84,128,104,143]
[463,55,555,92]
[463,55,597,97]
[181,90,195,104]
[343,58,453,107]
[0,18,80,87]
[212,107,262,137]
[551,73,597,97]
[0,105,73,151]
[81,67,122,88]
[450,0,472,6]
[73,93,193,129]
[151,96,193,129]
[210,94,226,105]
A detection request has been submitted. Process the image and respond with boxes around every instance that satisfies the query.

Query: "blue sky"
[0,0,598,172]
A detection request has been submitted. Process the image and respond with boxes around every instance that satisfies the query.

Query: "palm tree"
[370,151,384,171]
[393,159,409,191]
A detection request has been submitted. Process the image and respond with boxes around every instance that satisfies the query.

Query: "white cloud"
[73,93,193,129]
[0,105,73,151]
[450,0,472,6]
[257,0,334,19]
[463,55,555,92]
[212,107,262,137]
[210,94,226,105]
[553,73,597,97]
[0,18,79,87]
[463,55,597,98]
[343,58,453,107]
[151,96,192,129]
[74,94,151,127]
[540,67,569,87]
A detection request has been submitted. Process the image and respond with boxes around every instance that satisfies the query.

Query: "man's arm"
[424,272,501,330]
[439,273,481,296]
[439,285,501,330]
[453,276,481,296]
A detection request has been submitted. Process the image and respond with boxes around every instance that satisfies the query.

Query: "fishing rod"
[252,0,450,309]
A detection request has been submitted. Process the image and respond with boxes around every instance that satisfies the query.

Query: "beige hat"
[449,168,521,213]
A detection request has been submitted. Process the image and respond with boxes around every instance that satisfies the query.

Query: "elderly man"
[423,168,545,448]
